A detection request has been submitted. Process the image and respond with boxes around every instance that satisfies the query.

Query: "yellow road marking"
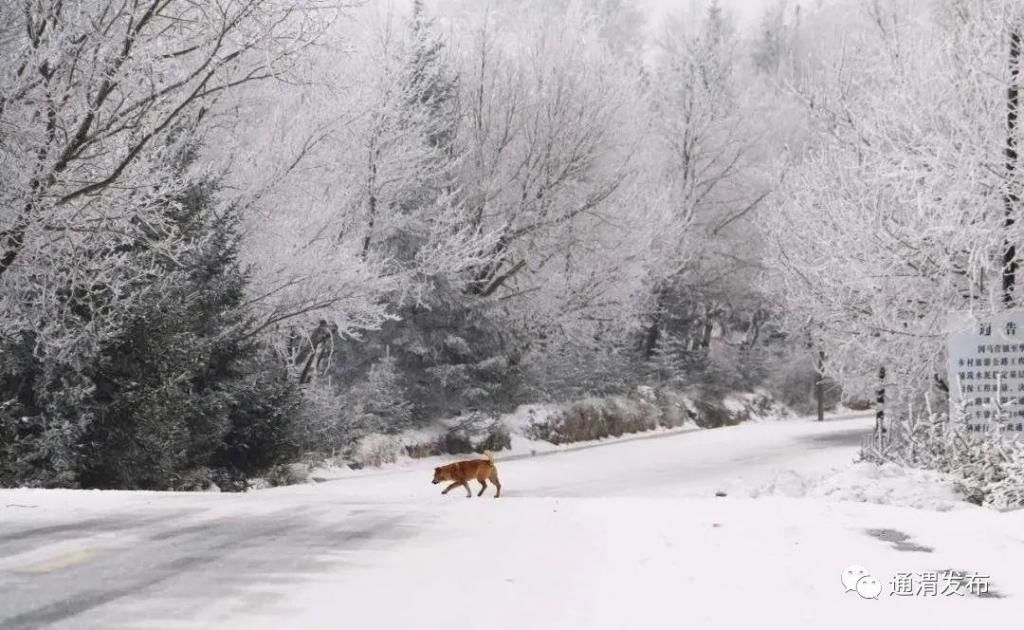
[16,548,106,574]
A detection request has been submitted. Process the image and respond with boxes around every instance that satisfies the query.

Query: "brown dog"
[432,450,501,498]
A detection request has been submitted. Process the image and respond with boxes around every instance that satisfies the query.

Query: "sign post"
[947,311,1024,438]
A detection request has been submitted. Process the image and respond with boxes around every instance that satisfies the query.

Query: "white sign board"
[947,311,1024,437]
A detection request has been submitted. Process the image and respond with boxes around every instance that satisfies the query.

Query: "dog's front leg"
[463,481,473,498]
[442,481,461,495]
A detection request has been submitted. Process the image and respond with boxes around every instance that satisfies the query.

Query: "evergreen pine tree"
[0,140,302,490]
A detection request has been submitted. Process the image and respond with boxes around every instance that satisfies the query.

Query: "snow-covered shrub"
[350,412,512,468]
[739,390,794,421]
[604,396,661,436]
[264,463,312,488]
[986,442,1024,509]
[295,382,361,459]
[440,411,510,455]
[350,355,414,434]
[170,467,217,492]
[653,389,698,428]
[528,399,596,444]
[352,434,404,468]
[474,421,512,453]
[523,388,785,444]
[345,411,512,466]
[862,408,1024,510]
[692,398,741,428]
[295,358,417,463]
[527,395,661,444]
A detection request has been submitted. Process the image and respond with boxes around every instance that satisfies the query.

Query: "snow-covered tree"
[636,1,777,381]
[765,0,1024,405]
[453,1,655,338]
[0,0,335,488]
[214,2,498,361]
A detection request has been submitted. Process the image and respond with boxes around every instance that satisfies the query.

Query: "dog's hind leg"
[442,481,461,495]
[477,479,487,496]
[489,469,501,498]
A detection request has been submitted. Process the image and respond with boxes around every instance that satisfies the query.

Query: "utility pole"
[1004,29,1022,307]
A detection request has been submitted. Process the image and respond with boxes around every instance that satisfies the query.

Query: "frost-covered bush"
[344,355,414,435]
[475,422,512,453]
[352,434,404,468]
[527,395,663,444]
[692,398,742,428]
[294,382,371,462]
[295,356,418,463]
[398,413,510,460]
[439,411,510,454]
[652,388,695,428]
[264,463,311,488]
[986,443,1024,509]
[524,388,784,444]
[861,407,1024,510]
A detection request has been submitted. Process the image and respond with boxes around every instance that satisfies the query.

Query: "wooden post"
[815,350,826,422]
[1004,29,1022,306]
[876,366,886,442]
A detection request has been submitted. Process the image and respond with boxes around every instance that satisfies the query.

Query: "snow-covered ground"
[2,414,1021,630]
[239,497,1020,630]
[754,460,971,512]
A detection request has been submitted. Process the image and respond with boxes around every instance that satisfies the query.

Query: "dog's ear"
[434,467,440,473]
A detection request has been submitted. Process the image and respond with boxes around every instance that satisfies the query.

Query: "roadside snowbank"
[753,461,969,512]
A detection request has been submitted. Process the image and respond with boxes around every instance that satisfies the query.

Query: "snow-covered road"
[2,415,1022,629]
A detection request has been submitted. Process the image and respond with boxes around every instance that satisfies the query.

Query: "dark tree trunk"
[641,288,669,359]
[297,319,337,384]
[700,316,715,350]
[642,319,661,359]
[876,366,886,436]
[815,350,826,422]
[745,310,765,350]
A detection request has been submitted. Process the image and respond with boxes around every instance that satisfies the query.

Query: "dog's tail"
[482,449,495,462]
